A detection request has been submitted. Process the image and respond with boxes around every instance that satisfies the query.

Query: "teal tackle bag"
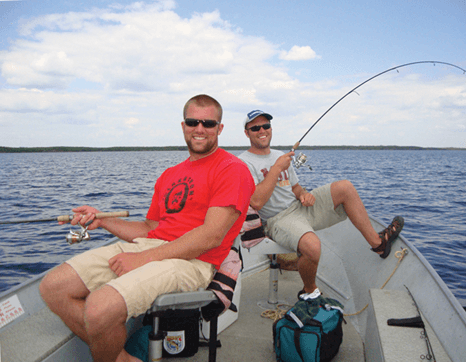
[273,296,344,362]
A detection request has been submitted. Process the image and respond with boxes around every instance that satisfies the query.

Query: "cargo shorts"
[264,184,347,253]
[66,238,215,319]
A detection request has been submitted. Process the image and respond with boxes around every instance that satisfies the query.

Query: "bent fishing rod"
[0,211,130,244]
[290,61,466,168]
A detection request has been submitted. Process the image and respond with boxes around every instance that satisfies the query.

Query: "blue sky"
[1,0,465,148]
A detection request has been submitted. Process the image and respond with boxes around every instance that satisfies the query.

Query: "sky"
[0,0,465,148]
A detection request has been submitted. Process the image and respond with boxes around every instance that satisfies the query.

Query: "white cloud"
[279,45,319,61]
[0,2,464,148]
[125,117,140,128]
[1,3,282,93]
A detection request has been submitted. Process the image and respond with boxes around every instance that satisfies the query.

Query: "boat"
[1,215,465,361]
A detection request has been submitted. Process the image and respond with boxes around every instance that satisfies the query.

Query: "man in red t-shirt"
[39,95,255,362]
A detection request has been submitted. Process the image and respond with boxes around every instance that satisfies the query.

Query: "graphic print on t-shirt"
[260,168,291,187]
[164,176,195,213]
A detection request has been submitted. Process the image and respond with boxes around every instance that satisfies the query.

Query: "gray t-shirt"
[239,149,299,221]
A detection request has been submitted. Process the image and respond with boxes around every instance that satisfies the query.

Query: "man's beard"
[251,136,271,149]
[186,137,218,156]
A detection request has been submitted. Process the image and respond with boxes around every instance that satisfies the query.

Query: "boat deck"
[3,216,464,361]
[167,268,365,362]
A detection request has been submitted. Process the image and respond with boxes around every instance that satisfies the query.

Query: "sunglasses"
[184,118,220,128]
[247,123,271,132]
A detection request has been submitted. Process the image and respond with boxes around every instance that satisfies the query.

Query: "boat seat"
[365,289,451,362]
[146,270,242,362]
[246,237,294,309]
[145,239,243,362]
[147,289,219,362]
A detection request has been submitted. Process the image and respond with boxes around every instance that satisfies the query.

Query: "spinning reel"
[64,211,130,244]
[293,152,313,170]
[66,220,92,244]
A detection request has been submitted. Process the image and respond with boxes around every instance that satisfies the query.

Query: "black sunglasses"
[247,123,271,132]
[184,118,220,128]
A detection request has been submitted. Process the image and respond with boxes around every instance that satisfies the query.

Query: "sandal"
[372,216,404,259]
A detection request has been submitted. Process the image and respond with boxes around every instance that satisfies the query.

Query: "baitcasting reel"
[66,220,92,244]
[293,152,313,170]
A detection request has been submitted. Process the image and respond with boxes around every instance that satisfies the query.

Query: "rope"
[344,248,409,317]
[260,304,293,321]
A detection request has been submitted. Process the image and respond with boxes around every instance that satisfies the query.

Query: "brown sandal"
[372,216,404,259]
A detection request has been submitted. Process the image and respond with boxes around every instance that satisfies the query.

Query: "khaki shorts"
[66,238,215,318]
[264,184,347,253]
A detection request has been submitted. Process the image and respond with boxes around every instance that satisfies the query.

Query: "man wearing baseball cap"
[238,110,404,299]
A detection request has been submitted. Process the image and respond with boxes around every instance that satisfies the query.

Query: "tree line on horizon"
[1,145,462,153]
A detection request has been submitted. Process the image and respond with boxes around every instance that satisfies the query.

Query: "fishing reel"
[66,221,92,244]
[63,211,129,244]
[293,152,313,170]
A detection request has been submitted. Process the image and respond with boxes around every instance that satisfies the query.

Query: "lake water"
[0,149,465,306]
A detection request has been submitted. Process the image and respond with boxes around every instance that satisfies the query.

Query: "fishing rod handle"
[292,141,300,151]
[57,211,130,222]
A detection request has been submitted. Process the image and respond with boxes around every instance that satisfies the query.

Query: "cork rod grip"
[95,211,130,219]
[56,211,130,223]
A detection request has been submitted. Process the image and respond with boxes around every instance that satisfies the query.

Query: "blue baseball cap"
[244,110,273,128]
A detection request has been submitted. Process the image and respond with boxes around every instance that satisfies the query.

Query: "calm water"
[0,150,465,306]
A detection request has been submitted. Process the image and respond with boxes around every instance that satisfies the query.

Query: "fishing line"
[291,60,466,152]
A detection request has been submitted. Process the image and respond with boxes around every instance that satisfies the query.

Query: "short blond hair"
[183,94,223,122]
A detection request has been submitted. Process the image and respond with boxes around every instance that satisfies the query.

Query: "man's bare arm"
[142,206,240,261]
[250,151,295,210]
[108,206,241,275]
[67,205,159,242]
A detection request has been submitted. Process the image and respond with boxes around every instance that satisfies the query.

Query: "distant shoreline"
[1,145,465,153]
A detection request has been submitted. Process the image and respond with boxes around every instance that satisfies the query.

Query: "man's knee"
[39,263,88,304]
[297,232,321,261]
[84,286,128,335]
[332,179,355,193]
[331,179,358,205]
[39,263,68,298]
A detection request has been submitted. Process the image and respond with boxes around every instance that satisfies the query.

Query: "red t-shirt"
[146,148,254,269]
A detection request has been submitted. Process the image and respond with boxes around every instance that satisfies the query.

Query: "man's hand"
[299,192,316,207]
[272,151,295,173]
[60,205,102,230]
[109,252,148,277]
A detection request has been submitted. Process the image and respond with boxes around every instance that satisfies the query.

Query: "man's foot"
[298,288,321,300]
[371,216,404,259]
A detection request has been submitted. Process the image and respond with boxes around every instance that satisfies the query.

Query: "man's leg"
[40,264,140,362]
[83,285,139,362]
[39,263,92,344]
[330,180,383,251]
[296,231,321,294]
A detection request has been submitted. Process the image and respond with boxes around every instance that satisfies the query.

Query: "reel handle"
[57,211,130,223]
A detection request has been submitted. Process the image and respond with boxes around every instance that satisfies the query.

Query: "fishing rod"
[405,286,436,361]
[0,211,130,244]
[291,60,466,169]
[0,211,129,225]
